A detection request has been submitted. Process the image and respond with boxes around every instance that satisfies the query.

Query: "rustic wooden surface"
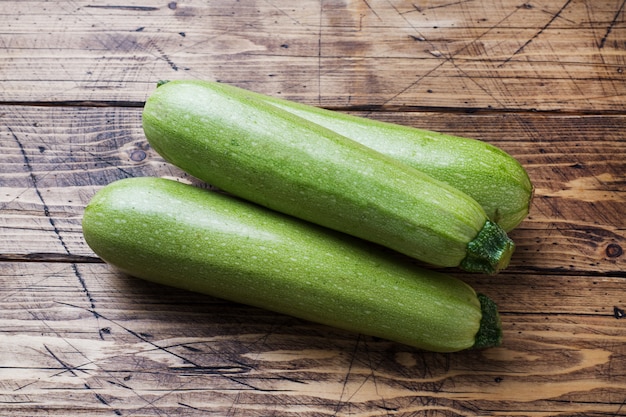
[1,1,625,416]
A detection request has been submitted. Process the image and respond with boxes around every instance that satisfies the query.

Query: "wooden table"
[1,1,625,415]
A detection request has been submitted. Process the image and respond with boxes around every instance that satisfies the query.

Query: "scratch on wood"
[92,389,109,405]
[409,34,426,42]
[9,127,58,231]
[8,127,99,320]
[58,301,269,392]
[179,402,205,411]
[85,5,160,12]
[375,1,437,107]
[88,383,122,416]
[333,335,362,415]
[44,345,84,377]
[424,0,475,11]
[599,0,626,48]
[614,398,626,417]
[0,252,102,263]
[262,0,302,25]
[152,42,179,72]
[499,0,574,67]
[437,3,532,107]
[86,151,136,179]
[407,0,474,14]
[39,325,140,414]
[362,0,382,21]
[107,380,133,391]
[169,365,252,376]
[382,0,518,109]
[0,100,145,108]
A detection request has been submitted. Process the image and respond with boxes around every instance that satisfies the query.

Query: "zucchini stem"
[472,293,503,349]
[460,220,515,274]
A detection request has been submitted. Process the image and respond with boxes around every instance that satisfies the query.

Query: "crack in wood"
[0,100,145,107]
[0,253,103,263]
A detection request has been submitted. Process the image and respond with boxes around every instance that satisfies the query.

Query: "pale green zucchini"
[82,177,502,352]
[142,80,515,274]
[202,81,533,232]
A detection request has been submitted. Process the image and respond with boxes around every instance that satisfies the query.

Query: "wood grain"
[2,106,623,275]
[1,0,625,415]
[2,262,626,416]
[1,0,625,112]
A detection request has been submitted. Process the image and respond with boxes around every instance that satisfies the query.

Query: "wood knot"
[130,149,147,162]
[606,243,623,258]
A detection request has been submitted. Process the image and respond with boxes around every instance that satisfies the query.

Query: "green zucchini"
[142,80,515,274]
[198,82,533,232]
[82,177,502,352]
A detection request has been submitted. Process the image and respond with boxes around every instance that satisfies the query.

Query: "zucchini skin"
[81,177,502,352]
[142,80,514,274]
[205,82,533,232]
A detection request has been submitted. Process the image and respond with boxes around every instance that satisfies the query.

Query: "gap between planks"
[2,100,626,117]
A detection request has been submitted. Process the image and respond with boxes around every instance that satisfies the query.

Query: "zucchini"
[81,177,502,353]
[142,80,515,274]
[199,82,533,232]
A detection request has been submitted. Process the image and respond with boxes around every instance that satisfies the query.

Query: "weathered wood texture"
[2,106,623,274]
[2,0,626,112]
[2,261,626,416]
[1,1,625,416]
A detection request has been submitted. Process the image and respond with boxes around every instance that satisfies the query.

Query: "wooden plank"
[1,261,626,416]
[1,0,625,111]
[1,1,625,415]
[1,105,624,275]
